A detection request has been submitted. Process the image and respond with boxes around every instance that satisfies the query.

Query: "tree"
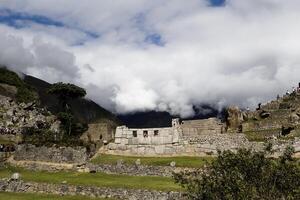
[48,82,86,136]
[174,146,300,200]
[48,82,86,109]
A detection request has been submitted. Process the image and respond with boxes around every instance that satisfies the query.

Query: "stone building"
[101,118,249,156]
[113,119,182,147]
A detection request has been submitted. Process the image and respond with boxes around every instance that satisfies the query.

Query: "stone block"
[114,138,121,144]
[154,146,165,154]
[163,136,173,144]
[137,146,145,154]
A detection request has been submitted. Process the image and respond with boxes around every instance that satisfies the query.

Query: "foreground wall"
[0,180,185,200]
[14,144,88,164]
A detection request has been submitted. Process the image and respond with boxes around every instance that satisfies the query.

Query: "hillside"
[0,67,119,125]
[23,75,119,125]
[227,91,300,142]
[0,67,121,148]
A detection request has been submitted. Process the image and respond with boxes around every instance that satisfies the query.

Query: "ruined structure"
[102,91,300,157]
[102,118,256,156]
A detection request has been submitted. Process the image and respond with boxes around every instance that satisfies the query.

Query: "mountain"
[0,67,120,125]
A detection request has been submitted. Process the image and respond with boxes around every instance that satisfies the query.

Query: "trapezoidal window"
[133,131,137,137]
[154,130,159,136]
[143,130,148,137]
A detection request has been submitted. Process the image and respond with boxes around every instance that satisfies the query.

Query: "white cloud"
[1,0,300,117]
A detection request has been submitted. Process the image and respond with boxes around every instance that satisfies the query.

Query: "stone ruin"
[102,118,257,156]
[102,90,300,157]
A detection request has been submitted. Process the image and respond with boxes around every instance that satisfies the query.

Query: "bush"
[174,146,300,200]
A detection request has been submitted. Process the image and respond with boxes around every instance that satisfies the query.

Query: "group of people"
[0,127,16,135]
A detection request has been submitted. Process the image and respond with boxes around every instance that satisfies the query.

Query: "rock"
[170,161,176,167]
[135,159,141,166]
[78,168,90,173]
[50,120,61,133]
[260,111,271,119]
[10,173,20,180]
[116,159,124,167]
[226,106,243,132]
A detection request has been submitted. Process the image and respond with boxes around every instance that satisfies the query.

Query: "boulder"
[135,159,141,166]
[10,173,20,181]
[170,161,176,167]
[259,111,271,119]
[226,106,244,132]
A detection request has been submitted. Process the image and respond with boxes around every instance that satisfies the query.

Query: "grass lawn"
[0,167,182,192]
[0,192,111,200]
[91,154,214,168]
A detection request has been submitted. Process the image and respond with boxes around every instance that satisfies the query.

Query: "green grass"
[243,129,280,142]
[0,139,15,144]
[0,167,182,192]
[0,192,111,200]
[244,128,300,142]
[91,154,214,168]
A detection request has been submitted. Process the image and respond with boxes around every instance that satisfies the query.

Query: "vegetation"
[0,67,37,103]
[48,82,87,137]
[0,192,112,200]
[174,146,300,200]
[48,82,86,108]
[0,167,182,191]
[92,154,214,168]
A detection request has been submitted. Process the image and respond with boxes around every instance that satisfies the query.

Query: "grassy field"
[0,167,182,192]
[91,154,214,168]
[0,192,111,200]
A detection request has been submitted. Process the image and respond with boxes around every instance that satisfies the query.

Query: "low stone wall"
[14,144,88,164]
[0,179,186,200]
[86,163,194,177]
[6,158,193,177]
[7,158,75,172]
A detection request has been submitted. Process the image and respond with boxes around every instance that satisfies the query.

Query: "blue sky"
[210,0,225,6]
[0,8,99,45]
[0,8,64,28]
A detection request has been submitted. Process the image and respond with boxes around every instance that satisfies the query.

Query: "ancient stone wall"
[104,118,240,156]
[103,133,264,156]
[80,121,116,146]
[181,118,223,136]
[14,144,88,164]
[0,179,186,200]
[114,126,180,146]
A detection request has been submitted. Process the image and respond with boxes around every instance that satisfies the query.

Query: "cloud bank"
[1,0,300,117]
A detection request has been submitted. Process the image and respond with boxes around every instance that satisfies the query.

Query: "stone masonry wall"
[104,133,265,156]
[14,144,88,164]
[0,179,186,200]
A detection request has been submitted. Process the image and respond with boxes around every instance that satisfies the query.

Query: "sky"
[0,0,300,117]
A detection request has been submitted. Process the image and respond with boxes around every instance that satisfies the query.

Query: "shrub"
[174,146,300,200]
